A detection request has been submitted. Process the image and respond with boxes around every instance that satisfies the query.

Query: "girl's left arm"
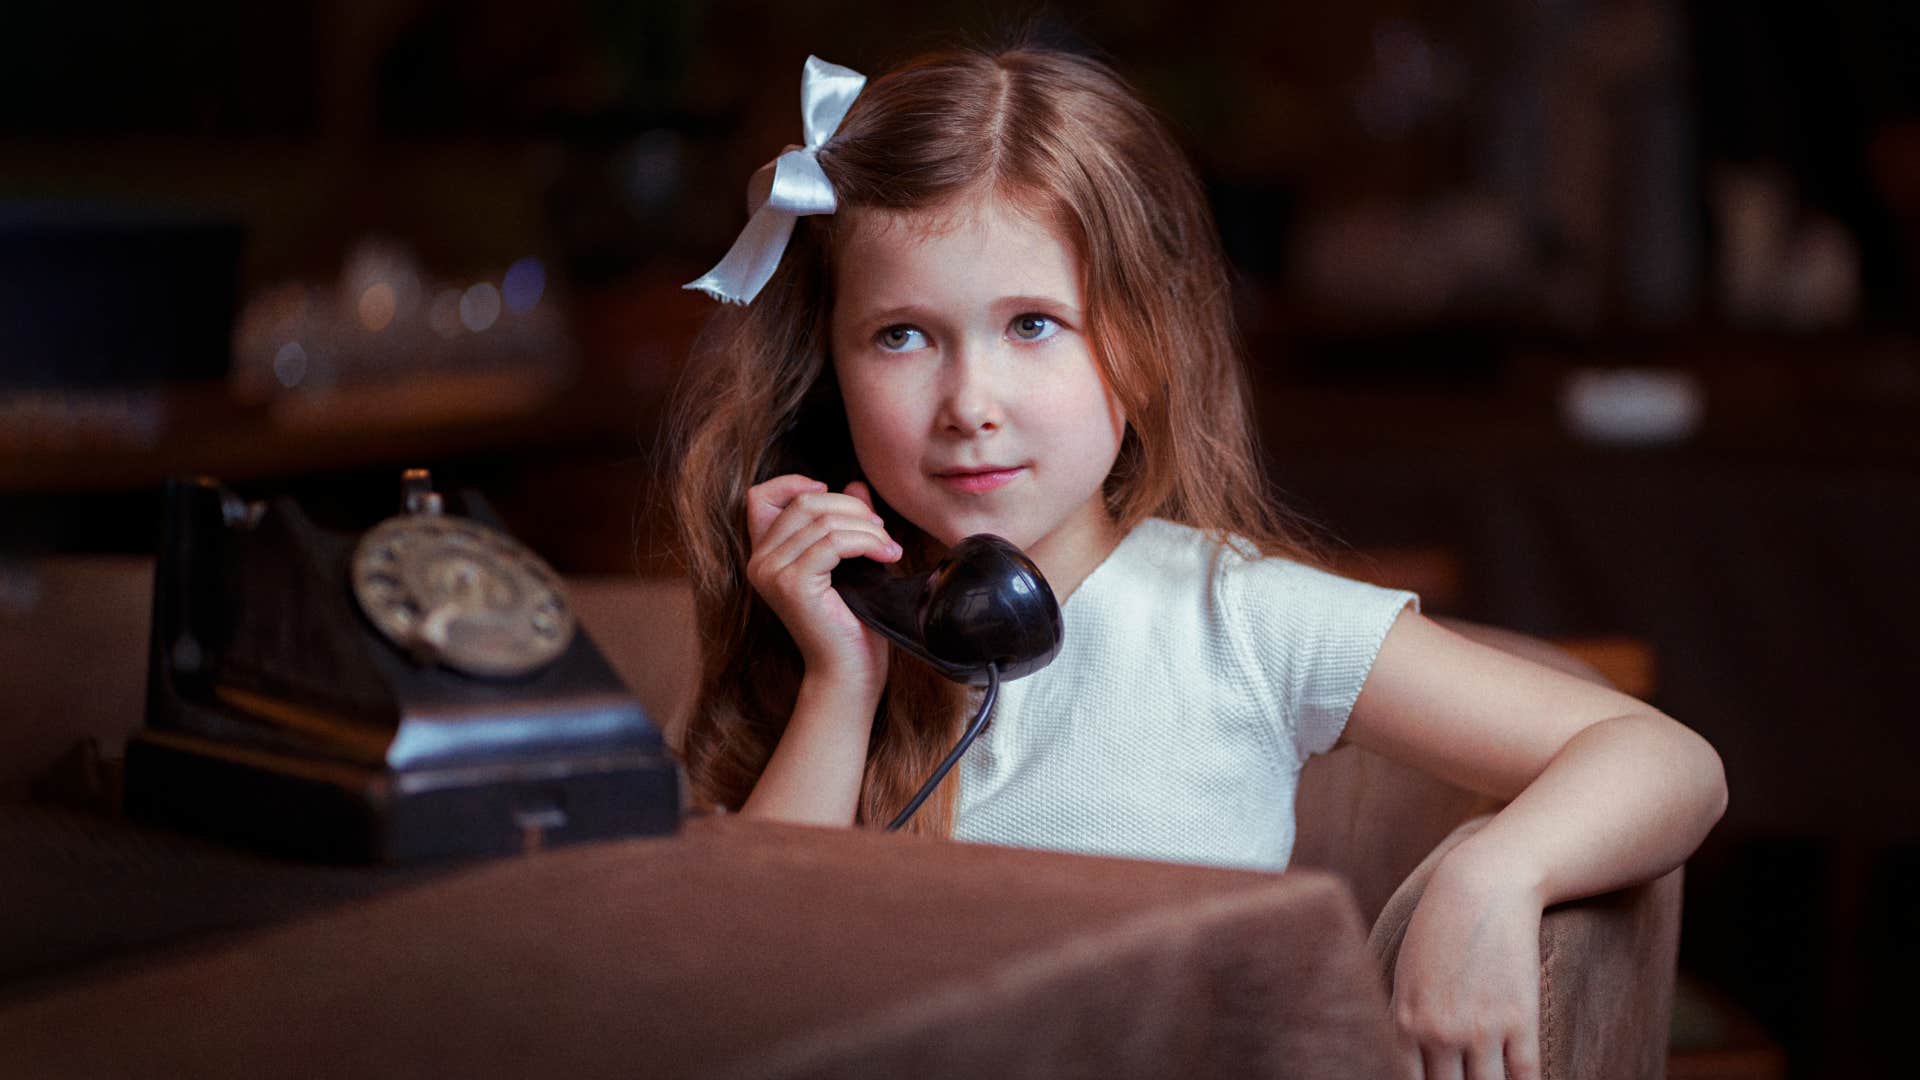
[1342,609,1727,1080]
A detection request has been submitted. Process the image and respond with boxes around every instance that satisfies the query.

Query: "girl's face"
[830,195,1127,590]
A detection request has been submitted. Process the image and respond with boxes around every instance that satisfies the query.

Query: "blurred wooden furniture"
[0,556,153,800]
[1326,545,1467,611]
[1335,544,1655,698]
[1666,973,1790,1080]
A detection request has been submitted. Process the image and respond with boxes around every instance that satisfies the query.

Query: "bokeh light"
[341,238,423,329]
[502,257,546,314]
[459,282,502,332]
[357,282,397,332]
[273,342,309,388]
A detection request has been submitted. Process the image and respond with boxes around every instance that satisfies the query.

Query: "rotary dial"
[351,513,574,678]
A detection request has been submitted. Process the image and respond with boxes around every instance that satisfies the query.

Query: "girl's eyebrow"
[858,303,939,325]
[995,295,1082,319]
[854,296,1083,325]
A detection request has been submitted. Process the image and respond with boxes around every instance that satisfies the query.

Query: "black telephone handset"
[830,534,1063,829]
[830,534,1063,686]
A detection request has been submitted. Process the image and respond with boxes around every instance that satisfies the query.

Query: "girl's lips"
[935,466,1024,494]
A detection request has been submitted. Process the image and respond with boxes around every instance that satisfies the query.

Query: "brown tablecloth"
[0,806,1402,1078]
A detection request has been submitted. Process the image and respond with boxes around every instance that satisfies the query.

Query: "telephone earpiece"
[831,534,1063,686]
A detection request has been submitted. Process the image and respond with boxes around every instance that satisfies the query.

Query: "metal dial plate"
[351,514,575,678]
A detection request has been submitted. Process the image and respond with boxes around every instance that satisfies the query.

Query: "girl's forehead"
[833,198,1084,307]
[841,191,1072,252]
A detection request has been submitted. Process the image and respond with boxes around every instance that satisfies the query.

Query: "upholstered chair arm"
[1366,816,1684,1080]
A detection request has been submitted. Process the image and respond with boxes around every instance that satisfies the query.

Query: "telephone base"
[124,728,681,863]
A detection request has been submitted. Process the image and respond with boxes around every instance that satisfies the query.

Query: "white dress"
[953,518,1418,871]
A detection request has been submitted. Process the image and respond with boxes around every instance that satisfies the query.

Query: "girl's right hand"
[745,474,901,693]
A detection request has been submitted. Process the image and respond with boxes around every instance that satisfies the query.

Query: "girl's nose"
[938,351,1004,435]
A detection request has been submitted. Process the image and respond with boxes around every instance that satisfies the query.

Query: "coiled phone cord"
[886,662,1000,831]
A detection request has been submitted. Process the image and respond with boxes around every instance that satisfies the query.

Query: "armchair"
[1291,617,1683,1080]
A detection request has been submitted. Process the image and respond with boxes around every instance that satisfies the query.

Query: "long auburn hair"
[668,43,1324,835]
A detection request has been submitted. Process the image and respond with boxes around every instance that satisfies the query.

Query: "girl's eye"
[1009,314,1059,342]
[876,325,927,352]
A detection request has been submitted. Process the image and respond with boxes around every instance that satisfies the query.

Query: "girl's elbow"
[1614,711,1728,833]
[1700,737,1730,827]
[1664,714,1728,829]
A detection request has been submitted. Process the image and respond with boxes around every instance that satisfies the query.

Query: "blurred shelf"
[0,372,662,496]
[2,269,709,498]
[1252,327,1920,465]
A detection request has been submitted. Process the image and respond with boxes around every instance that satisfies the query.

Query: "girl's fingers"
[752,514,898,590]
[751,526,900,608]
[1398,1037,1423,1080]
[1420,1048,1464,1080]
[1503,1037,1542,1080]
[745,475,827,543]
[756,490,888,556]
[1466,1045,1507,1080]
[788,525,901,579]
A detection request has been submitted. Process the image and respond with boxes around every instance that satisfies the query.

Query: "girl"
[670,45,1726,1080]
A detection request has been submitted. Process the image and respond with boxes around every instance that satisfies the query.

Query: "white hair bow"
[683,55,867,305]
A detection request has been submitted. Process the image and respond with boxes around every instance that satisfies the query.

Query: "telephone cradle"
[124,471,681,862]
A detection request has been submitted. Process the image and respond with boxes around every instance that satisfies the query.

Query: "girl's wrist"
[796,664,886,717]
[1434,831,1550,910]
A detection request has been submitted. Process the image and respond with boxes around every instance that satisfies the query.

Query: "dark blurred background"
[3,2,1916,1075]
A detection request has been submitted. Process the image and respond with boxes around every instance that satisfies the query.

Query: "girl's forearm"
[1442,712,1728,907]
[738,673,879,827]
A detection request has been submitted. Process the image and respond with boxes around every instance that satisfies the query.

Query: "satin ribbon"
[684,55,867,305]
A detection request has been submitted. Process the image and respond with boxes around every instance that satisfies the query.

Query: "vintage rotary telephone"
[123,470,680,862]
[831,534,1064,828]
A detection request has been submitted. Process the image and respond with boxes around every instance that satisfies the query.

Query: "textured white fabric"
[953,518,1418,871]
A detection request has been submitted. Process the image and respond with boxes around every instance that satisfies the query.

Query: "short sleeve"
[1219,554,1419,761]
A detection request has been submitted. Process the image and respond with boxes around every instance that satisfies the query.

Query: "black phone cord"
[886,662,1000,831]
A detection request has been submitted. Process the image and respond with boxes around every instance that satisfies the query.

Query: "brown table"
[0,805,1403,1078]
